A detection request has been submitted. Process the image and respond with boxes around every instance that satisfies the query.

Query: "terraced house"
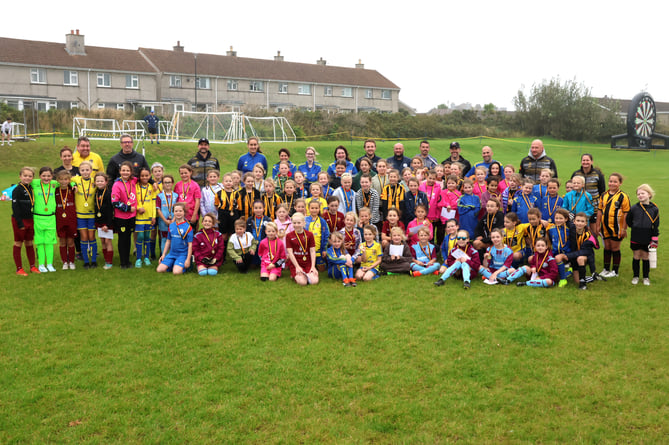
[0,31,400,115]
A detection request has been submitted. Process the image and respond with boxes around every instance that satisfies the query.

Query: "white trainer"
[69,262,76,270]
[631,277,639,285]
[643,278,651,286]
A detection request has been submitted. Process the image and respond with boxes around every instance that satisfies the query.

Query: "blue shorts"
[363,267,380,280]
[136,223,154,233]
[161,252,189,270]
[77,217,96,231]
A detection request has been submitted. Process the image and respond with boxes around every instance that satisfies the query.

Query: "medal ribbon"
[59,187,69,212]
[40,181,52,211]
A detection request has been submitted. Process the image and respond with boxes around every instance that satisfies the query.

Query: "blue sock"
[508,267,526,282]
[462,263,471,282]
[81,241,90,264]
[143,240,150,259]
[440,263,460,280]
[557,261,566,280]
[527,279,551,288]
[198,269,208,276]
[207,268,218,276]
[480,267,491,279]
[90,240,97,262]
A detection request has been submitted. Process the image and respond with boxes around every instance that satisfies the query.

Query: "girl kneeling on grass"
[479,228,513,285]
[258,222,286,282]
[410,226,440,277]
[327,231,356,287]
[434,229,480,289]
[285,212,319,286]
[504,237,558,287]
[193,212,225,276]
[357,225,383,282]
[380,226,413,275]
[157,202,193,275]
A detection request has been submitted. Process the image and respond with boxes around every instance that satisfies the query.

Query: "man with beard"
[188,138,221,188]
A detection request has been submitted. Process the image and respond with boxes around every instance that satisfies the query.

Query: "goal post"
[164,111,296,144]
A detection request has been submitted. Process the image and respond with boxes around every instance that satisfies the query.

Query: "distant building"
[597,96,669,127]
[0,31,400,115]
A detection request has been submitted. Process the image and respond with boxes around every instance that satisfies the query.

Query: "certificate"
[441,208,456,219]
[389,244,404,256]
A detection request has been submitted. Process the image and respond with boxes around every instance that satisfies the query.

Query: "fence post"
[53,126,56,145]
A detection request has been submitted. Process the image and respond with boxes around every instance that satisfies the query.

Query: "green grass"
[1,136,668,443]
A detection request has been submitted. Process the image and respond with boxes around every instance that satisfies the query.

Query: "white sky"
[5,0,669,113]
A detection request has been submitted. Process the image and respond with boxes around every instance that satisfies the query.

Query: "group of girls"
[10,148,659,288]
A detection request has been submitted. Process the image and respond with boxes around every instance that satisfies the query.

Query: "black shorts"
[603,235,623,242]
[148,127,157,135]
[630,241,649,252]
[2,130,10,135]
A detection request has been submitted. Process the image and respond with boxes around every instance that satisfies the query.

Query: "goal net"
[164,111,296,144]
[73,117,145,141]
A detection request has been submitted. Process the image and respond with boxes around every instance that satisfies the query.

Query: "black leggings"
[114,217,135,266]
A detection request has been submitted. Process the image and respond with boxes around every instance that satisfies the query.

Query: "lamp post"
[194,53,198,111]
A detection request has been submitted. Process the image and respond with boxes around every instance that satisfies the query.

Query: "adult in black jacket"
[106,134,150,181]
[188,138,220,188]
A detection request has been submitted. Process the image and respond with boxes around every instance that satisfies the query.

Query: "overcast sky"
[5,0,668,113]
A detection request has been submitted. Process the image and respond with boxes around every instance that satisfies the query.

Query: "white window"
[342,87,353,97]
[30,68,46,84]
[63,70,78,86]
[382,90,391,100]
[70,102,79,109]
[365,89,373,99]
[97,103,105,109]
[117,104,125,111]
[125,75,139,89]
[298,84,311,95]
[324,86,333,96]
[249,81,264,92]
[227,79,238,91]
[196,77,210,89]
[97,73,111,87]
[278,83,288,94]
[170,75,182,88]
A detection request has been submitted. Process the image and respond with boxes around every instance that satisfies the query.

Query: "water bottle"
[649,247,657,269]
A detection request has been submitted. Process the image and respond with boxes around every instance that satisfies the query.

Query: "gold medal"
[303,256,307,261]
[84,202,88,207]
[127,201,131,205]
[211,249,215,255]
[45,207,48,212]
[97,212,102,217]
[230,211,234,216]
[62,212,67,218]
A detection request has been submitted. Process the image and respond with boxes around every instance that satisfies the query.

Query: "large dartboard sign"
[627,92,656,139]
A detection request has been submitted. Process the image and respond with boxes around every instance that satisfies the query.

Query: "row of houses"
[0,31,400,116]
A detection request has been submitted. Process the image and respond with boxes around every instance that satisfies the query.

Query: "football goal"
[73,117,145,141]
[165,111,296,144]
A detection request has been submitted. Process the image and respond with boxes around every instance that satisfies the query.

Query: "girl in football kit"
[11,167,39,275]
[32,167,60,272]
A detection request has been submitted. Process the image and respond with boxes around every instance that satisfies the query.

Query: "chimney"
[317,57,327,66]
[274,51,284,62]
[355,59,364,69]
[226,46,237,57]
[173,41,184,52]
[65,29,86,56]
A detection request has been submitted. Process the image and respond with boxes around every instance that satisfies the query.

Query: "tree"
[513,78,620,141]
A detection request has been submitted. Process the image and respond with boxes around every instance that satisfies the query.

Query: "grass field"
[1,136,668,443]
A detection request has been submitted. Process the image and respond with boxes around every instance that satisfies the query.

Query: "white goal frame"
[164,111,296,144]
